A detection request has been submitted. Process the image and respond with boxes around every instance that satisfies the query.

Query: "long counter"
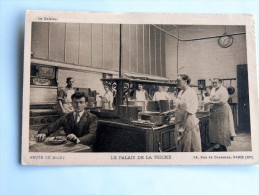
[93,113,210,152]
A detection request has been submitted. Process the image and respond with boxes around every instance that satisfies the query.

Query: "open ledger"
[22,11,259,165]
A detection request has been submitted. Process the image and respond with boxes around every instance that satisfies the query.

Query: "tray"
[130,120,156,127]
[46,136,66,145]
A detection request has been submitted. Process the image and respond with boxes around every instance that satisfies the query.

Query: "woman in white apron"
[57,77,76,113]
[202,86,212,111]
[207,78,236,151]
[173,74,201,152]
[100,85,114,109]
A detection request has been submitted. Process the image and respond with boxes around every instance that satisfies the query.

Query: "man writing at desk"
[36,92,97,146]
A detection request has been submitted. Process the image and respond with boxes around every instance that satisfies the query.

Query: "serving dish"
[46,136,66,145]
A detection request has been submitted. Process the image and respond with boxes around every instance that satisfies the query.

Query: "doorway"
[237,64,250,132]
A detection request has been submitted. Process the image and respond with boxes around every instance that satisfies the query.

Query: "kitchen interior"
[29,22,251,152]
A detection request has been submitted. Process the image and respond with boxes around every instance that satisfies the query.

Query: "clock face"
[218,34,233,48]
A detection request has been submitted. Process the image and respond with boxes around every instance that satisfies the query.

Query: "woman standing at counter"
[172,74,201,152]
[208,78,236,151]
[132,84,150,101]
[202,86,212,103]
[58,77,76,113]
[202,86,212,111]
[100,85,114,109]
[153,86,171,101]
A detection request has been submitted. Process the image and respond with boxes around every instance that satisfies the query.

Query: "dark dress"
[209,86,233,147]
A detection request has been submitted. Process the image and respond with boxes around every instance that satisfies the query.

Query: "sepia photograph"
[22,11,259,165]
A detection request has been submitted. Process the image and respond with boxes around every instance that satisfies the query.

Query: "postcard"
[22,11,259,165]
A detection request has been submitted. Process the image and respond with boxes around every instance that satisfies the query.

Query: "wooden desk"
[29,130,92,153]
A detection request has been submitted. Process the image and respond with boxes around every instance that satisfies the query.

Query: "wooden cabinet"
[199,116,211,151]
[153,126,176,152]
[93,120,176,152]
[94,116,210,152]
[29,64,62,129]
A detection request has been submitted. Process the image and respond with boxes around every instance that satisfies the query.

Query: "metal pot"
[159,100,174,112]
[146,101,159,112]
[138,111,169,126]
[123,100,145,111]
[119,105,142,121]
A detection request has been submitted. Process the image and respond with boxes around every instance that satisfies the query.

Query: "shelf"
[101,78,177,86]
[30,85,58,89]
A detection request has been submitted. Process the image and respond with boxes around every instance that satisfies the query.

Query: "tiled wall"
[165,25,247,102]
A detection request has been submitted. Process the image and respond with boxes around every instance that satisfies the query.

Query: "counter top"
[97,112,209,130]
[98,118,174,130]
[29,129,92,152]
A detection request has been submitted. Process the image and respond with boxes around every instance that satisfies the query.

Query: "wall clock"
[218,33,233,48]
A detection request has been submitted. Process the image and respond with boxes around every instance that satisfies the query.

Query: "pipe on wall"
[152,24,246,74]
[173,25,180,74]
[119,24,122,78]
[152,25,246,42]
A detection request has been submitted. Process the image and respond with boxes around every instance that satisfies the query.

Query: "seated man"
[36,92,97,146]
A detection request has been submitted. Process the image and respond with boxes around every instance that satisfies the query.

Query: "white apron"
[209,86,236,147]
[174,87,201,152]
